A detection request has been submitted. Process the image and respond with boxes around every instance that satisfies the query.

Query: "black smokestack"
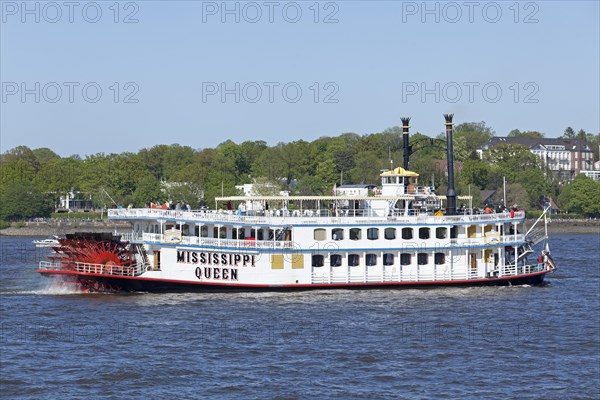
[401,117,411,170]
[444,113,457,216]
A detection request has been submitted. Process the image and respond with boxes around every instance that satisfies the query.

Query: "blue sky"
[1,0,599,157]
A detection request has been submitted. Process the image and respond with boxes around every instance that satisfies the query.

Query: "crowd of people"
[145,200,192,211]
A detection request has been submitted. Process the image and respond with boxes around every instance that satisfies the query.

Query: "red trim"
[37,269,552,289]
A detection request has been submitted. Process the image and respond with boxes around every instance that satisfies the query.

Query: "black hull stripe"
[39,270,549,292]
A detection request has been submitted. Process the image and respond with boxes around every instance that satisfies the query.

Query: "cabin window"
[366,253,377,266]
[383,253,394,266]
[450,226,458,239]
[232,229,238,239]
[330,254,342,267]
[314,229,326,241]
[367,228,379,240]
[435,253,445,265]
[417,253,429,265]
[201,226,208,237]
[436,227,447,239]
[312,255,324,267]
[194,226,200,237]
[419,228,430,239]
[384,228,396,240]
[257,229,264,240]
[402,228,413,240]
[348,254,360,266]
[332,228,344,241]
[219,227,227,239]
[400,253,411,265]
[350,228,361,240]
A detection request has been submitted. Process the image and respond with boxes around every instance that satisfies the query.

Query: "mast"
[444,114,457,215]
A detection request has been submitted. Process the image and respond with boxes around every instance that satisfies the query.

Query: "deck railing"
[38,260,146,277]
[109,208,524,226]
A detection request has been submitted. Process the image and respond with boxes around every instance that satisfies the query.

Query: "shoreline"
[1,219,598,237]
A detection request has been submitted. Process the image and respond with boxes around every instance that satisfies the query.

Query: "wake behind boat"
[37,115,557,292]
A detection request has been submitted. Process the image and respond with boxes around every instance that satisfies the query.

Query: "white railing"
[109,208,525,226]
[499,263,548,277]
[38,260,146,277]
[139,232,294,249]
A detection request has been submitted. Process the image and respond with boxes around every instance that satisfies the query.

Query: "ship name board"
[177,250,256,267]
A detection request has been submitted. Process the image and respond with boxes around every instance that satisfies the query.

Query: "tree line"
[1,122,599,221]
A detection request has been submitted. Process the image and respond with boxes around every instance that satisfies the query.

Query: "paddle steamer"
[38,115,556,291]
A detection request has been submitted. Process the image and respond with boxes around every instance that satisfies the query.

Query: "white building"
[478,137,596,182]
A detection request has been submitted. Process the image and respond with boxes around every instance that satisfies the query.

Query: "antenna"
[101,187,118,207]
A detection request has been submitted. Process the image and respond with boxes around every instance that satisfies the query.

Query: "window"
[450,226,458,239]
[436,227,447,239]
[366,254,377,266]
[332,228,344,241]
[435,253,445,265]
[402,228,413,240]
[367,228,379,240]
[400,253,411,265]
[349,228,361,240]
[348,254,360,266]
[201,225,208,238]
[314,229,326,241]
[419,228,430,239]
[383,253,394,266]
[417,253,428,265]
[384,228,396,240]
[312,255,324,267]
[330,254,342,267]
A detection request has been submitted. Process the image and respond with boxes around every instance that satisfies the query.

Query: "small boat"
[32,236,60,248]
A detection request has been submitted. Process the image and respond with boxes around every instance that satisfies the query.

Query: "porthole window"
[384,228,396,240]
[367,228,379,240]
[312,255,324,267]
[366,253,377,266]
[435,253,445,265]
[314,228,326,241]
[383,253,394,266]
[330,254,342,267]
[400,253,411,265]
[436,227,447,239]
[349,228,361,240]
[332,228,344,241]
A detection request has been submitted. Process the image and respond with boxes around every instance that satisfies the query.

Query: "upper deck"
[108,207,525,227]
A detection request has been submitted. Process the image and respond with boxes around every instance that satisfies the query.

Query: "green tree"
[459,159,490,189]
[558,175,600,217]
[453,121,495,154]
[133,175,163,206]
[0,180,51,220]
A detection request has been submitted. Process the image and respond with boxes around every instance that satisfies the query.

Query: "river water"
[1,234,599,399]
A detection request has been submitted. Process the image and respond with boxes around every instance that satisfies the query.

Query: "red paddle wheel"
[50,232,134,267]
[47,233,133,292]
